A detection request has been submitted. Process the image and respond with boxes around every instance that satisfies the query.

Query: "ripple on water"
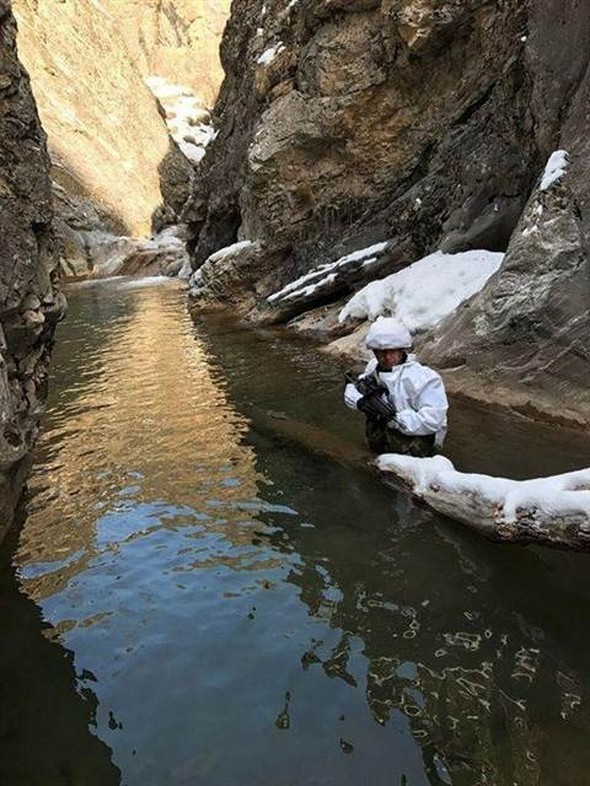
[4,280,590,786]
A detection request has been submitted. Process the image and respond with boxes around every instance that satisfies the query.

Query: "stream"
[1,278,589,786]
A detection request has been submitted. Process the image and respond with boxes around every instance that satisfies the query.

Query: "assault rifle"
[344,370,397,421]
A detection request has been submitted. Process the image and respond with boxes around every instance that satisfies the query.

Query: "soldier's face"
[374,348,403,371]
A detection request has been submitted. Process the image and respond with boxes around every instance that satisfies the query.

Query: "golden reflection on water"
[16,282,261,601]
[7,281,590,786]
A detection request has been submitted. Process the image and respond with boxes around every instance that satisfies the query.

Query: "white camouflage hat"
[365,317,412,350]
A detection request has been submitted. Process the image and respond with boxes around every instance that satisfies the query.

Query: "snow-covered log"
[377,455,590,551]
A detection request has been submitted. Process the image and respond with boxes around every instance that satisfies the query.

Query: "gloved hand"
[344,383,364,408]
[357,393,397,421]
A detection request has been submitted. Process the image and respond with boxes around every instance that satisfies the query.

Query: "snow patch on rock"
[145,75,215,165]
[339,250,504,331]
[540,150,569,191]
[378,454,590,541]
[257,43,285,66]
[207,240,255,264]
[267,241,388,304]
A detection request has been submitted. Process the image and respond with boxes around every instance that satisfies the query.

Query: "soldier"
[344,318,448,457]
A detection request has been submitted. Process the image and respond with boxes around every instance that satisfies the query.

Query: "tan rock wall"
[12,0,174,236]
[11,0,230,241]
[103,0,231,106]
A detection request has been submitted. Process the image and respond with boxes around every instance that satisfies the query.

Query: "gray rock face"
[422,155,590,425]
[188,240,289,315]
[419,1,590,425]
[189,0,536,285]
[188,0,590,425]
[0,0,65,540]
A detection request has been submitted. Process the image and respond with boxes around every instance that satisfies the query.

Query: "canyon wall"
[188,0,590,426]
[12,0,230,277]
[12,0,190,238]
[103,0,232,107]
[0,0,65,540]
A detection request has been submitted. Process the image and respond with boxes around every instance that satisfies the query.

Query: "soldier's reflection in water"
[0,519,121,786]
[252,445,590,786]
[195,311,590,784]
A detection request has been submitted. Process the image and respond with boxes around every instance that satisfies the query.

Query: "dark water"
[1,279,589,786]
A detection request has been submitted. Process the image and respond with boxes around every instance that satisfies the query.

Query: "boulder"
[188,240,289,315]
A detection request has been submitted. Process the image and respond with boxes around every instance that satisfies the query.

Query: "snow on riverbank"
[70,275,177,290]
[117,276,172,289]
[339,250,504,330]
[377,454,590,550]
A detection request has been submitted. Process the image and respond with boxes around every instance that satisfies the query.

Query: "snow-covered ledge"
[377,455,590,551]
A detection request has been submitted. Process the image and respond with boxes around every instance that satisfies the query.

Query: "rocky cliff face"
[13,0,189,238]
[188,0,590,426]
[12,0,230,277]
[0,0,65,540]
[421,3,590,424]
[103,0,231,107]
[188,0,535,275]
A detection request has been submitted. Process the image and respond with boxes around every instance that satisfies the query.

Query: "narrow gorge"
[0,0,230,532]
[1,1,589,784]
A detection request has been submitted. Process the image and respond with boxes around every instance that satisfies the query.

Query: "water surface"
[1,279,589,786]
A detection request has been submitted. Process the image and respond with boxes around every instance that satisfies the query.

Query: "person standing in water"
[344,318,448,457]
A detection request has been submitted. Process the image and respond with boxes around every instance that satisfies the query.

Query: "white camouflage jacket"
[344,355,449,446]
